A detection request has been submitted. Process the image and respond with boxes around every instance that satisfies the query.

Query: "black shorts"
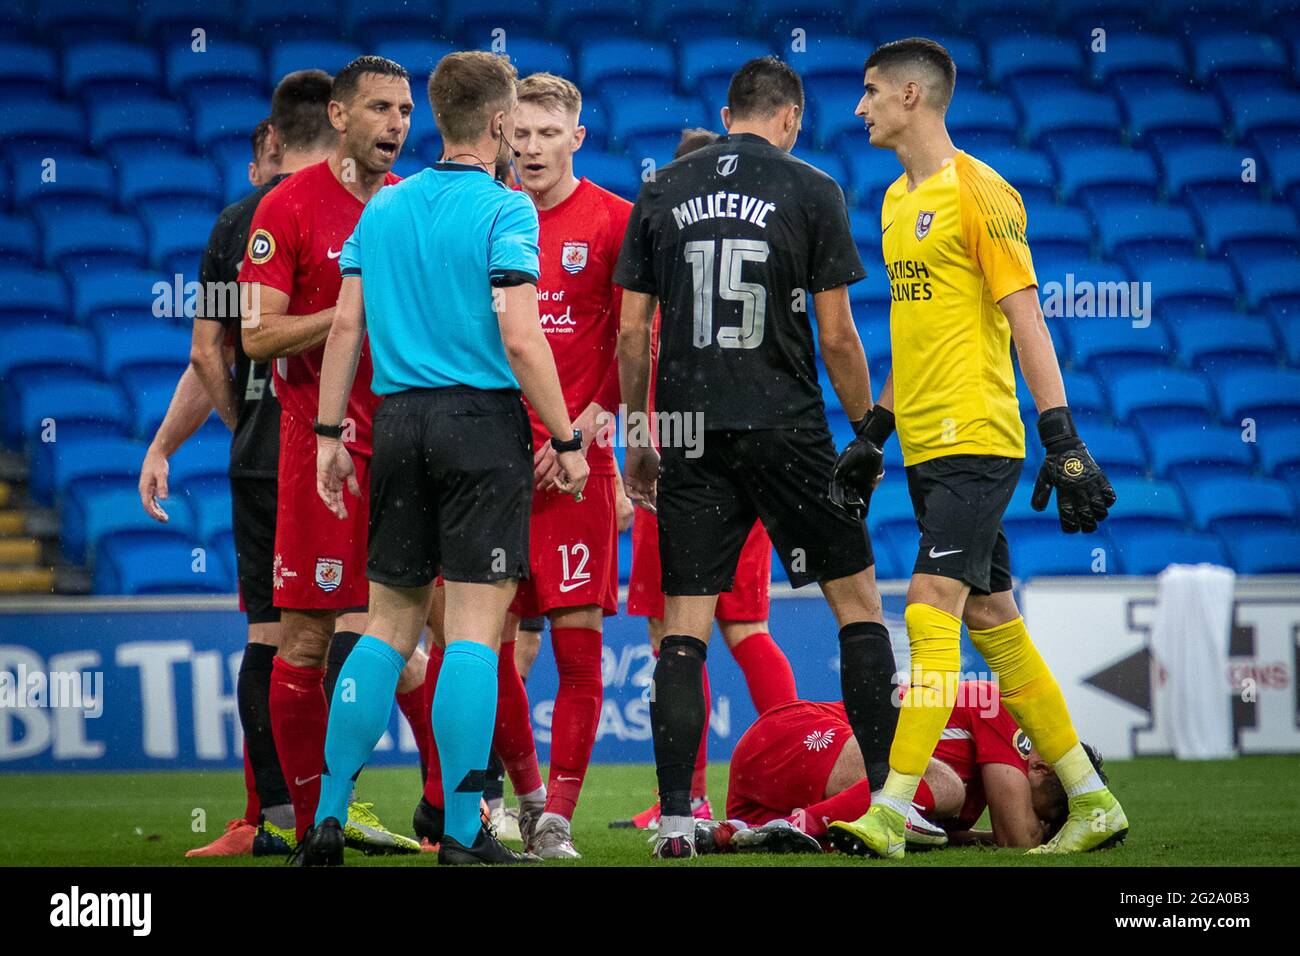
[658,427,873,593]
[905,455,1020,595]
[230,475,280,625]
[367,387,533,588]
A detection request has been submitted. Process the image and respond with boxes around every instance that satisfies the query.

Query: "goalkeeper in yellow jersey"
[826,38,1125,857]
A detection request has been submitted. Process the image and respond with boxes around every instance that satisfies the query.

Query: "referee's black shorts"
[230,475,280,625]
[367,386,533,588]
[657,426,873,593]
[905,454,1020,595]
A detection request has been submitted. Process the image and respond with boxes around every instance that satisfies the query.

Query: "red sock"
[913,778,936,815]
[421,646,444,808]
[544,628,603,819]
[730,632,797,714]
[242,742,260,826]
[495,639,542,796]
[395,684,434,787]
[269,657,328,841]
[790,778,874,838]
[691,664,711,800]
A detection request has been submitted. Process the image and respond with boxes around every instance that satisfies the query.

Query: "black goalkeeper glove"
[829,405,894,519]
[1031,406,1117,534]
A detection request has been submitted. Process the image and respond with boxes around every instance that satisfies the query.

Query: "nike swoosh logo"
[327,247,341,259]
[887,840,905,854]
[555,775,581,783]
[928,547,963,558]
[558,579,589,593]
[294,774,321,786]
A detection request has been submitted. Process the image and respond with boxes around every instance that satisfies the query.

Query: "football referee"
[296,51,588,866]
[616,57,900,859]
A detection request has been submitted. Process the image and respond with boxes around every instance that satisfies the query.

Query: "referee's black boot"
[288,818,344,867]
[438,825,541,865]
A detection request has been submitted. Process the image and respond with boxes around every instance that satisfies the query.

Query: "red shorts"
[508,473,619,619]
[726,700,850,824]
[627,510,771,621]
[272,413,370,610]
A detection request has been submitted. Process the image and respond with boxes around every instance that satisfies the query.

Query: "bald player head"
[855,37,956,150]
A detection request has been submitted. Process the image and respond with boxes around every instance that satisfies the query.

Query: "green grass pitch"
[3,756,1298,867]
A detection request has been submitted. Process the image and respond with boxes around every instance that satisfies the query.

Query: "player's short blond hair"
[427,51,518,144]
[517,72,582,119]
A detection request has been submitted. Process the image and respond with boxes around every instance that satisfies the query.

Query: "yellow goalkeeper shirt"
[880,151,1036,466]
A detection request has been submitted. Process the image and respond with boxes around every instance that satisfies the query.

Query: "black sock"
[839,621,899,791]
[651,635,708,819]
[237,642,290,809]
[483,750,505,803]
[325,630,363,706]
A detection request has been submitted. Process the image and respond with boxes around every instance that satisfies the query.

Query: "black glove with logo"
[830,405,894,519]
[1030,406,1116,534]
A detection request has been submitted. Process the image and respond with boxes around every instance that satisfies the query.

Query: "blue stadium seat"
[1082,423,1149,477]
[1094,201,1199,266]
[1107,368,1215,428]
[29,434,145,506]
[1068,319,1172,377]
[94,537,233,596]
[72,268,165,326]
[0,267,70,327]
[605,94,706,151]
[971,147,1055,206]
[1186,476,1296,534]
[1223,529,1300,573]
[492,38,574,79]
[549,0,645,41]
[10,379,131,450]
[34,0,134,46]
[1172,314,1279,373]
[574,150,640,201]
[1239,257,1300,310]
[139,0,241,45]
[12,154,114,217]
[443,0,546,42]
[63,42,162,100]
[1233,90,1300,141]
[1144,422,1256,480]
[98,323,192,382]
[143,208,217,275]
[121,156,222,219]
[0,42,57,101]
[1193,198,1300,262]
[786,36,869,85]
[808,77,872,151]
[986,34,1085,88]
[580,40,677,95]
[1215,368,1300,424]
[342,0,439,49]
[192,98,267,154]
[679,38,774,89]
[268,41,363,82]
[865,481,920,542]
[89,98,191,156]
[243,0,339,42]
[168,438,231,490]
[1159,144,1255,201]
[945,91,1020,149]
[0,100,87,159]
[1102,477,1189,534]
[1009,525,1115,578]
[646,0,751,43]
[754,0,850,34]
[1108,527,1230,574]
[373,40,457,79]
[1192,32,1290,82]
[1261,144,1300,207]
[1002,479,1061,536]
[1055,146,1158,205]
[1255,422,1300,478]
[124,369,191,440]
[1142,257,1240,316]
[793,149,849,190]
[1022,91,1124,150]
[848,148,905,209]
[1089,33,1188,89]
[42,212,146,271]
[1124,89,1226,148]
[177,478,233,545]
[166,43,265,103]
[1026,204,1092,262]
[0,213,39,265]
[0,324,98,385]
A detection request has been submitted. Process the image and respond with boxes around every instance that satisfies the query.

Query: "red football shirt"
[524,177,628,477]
[238,160,400,458]
[932,681,1032,829]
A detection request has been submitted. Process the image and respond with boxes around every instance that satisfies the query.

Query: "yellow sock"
[889,603,963,777]
[968,616,1079,763]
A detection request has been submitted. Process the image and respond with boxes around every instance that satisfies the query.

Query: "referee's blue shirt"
[339,162,540,396]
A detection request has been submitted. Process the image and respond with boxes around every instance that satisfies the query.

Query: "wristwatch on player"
[550,429,583,453]
[313,419,344,439]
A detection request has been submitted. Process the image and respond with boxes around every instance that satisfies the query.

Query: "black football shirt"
[195,174,287,478]
[613,131,865,430]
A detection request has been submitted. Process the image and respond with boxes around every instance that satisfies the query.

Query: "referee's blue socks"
[315,635,405,828]
[432,640,500,847]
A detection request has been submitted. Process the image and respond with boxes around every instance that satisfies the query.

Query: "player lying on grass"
[697,680,1101,854]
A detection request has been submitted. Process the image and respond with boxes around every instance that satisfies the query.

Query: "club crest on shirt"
[561,240,588,274]
[915,210,936,241]
[314,556,343,592]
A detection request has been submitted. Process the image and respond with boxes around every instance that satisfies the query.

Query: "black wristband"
[313,419,344,439]
[1036,406,1077,448]
[853,405,896,446]
[550,428,582,453]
